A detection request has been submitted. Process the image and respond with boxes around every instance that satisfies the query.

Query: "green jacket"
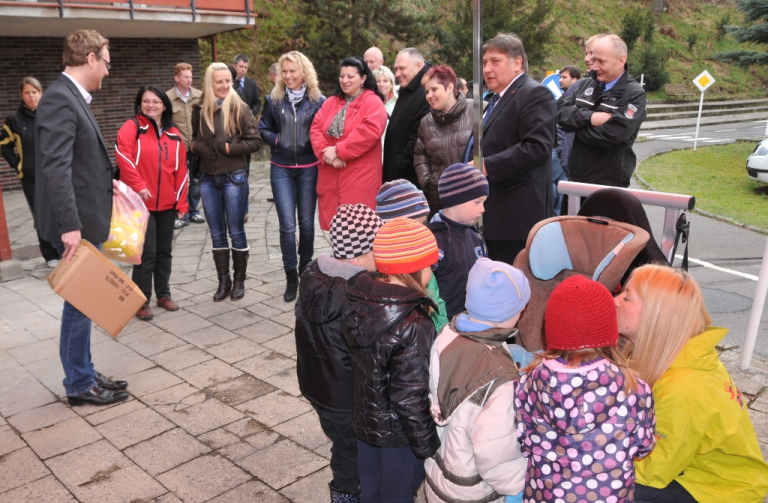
[427,274,448,333]
[635,327,768,502]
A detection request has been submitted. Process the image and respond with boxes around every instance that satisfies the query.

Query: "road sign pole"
[693,91,705,152]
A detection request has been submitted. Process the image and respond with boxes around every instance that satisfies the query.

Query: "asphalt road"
[627,120,768,361]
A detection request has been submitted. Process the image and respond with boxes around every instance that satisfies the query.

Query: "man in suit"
[467,33,557,265]
[233,54,261,118]
[383,48,431,184]
[35,30,129,406]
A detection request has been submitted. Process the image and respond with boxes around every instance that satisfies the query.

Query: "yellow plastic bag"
[102,180,149,265]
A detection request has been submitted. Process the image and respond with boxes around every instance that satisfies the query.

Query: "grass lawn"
[638,141,768,230]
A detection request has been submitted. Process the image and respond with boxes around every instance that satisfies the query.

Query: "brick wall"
[0,37,201,192]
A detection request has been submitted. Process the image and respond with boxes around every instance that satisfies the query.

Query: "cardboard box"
[47,240,146,337]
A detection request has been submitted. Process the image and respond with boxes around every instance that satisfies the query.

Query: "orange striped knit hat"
[373,217,438,274]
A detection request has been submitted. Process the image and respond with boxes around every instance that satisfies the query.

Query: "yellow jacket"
[635,327,768,502]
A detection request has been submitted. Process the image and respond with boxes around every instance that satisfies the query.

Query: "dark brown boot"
[231,248,249,301]
[212,248,231,302]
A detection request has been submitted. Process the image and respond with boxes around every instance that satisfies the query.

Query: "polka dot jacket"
[514,357,656,503]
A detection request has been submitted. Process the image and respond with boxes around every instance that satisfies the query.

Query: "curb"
[634,151,768,236]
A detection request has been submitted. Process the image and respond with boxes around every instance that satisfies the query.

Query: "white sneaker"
[46,259,60,268]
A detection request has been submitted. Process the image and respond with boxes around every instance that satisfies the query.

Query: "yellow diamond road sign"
[693,70,715,93]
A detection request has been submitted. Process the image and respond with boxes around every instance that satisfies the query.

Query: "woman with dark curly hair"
[310,56,388,231]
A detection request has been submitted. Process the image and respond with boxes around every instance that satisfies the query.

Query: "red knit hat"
[545,275,618,351]
[374,217,438,274]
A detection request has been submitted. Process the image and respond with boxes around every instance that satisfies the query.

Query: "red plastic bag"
[102,180,149,265]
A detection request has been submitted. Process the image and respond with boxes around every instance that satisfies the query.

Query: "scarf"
[287,84,307,108]
[326,91,362,139]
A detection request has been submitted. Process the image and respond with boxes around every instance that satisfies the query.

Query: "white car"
[747,139,768,183]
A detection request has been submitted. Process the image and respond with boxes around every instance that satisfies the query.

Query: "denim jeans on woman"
[53,241,101,396]
[270,164,317,271]
[200,169,248,249]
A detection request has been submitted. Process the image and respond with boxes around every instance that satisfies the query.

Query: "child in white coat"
[425,258,529,503]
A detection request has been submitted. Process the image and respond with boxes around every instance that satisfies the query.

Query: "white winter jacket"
[424,320,527,503]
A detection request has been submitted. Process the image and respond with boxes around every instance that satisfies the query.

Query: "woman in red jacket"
[310,57,388,230]
[116,85,188,321]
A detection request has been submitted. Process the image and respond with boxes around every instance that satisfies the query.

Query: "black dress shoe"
[68,386,129,407]
[94,371,128,390]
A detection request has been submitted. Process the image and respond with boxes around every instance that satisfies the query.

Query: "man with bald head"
[364,47,385,71]
[383,47,431,184]
[557,34,646,189]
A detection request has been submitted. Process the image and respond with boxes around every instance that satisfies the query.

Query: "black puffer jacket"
[295,255,364,413]
[342,272,440,458]
[0,102,36,180]
[259,92,325,167]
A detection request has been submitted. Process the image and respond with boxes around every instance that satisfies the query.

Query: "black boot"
[231,248,249,300]
[298,256,311,277]
[212,248,231,302]
[284,268,299,302]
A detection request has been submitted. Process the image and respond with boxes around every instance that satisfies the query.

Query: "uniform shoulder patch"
[625,103,638,119]
[584,87,594,97]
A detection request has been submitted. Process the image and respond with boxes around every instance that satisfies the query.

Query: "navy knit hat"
[438,163,489,209]
[376,179,430,222]
[465,258,531,322]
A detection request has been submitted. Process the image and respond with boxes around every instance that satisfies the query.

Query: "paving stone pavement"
[1,160,767,502]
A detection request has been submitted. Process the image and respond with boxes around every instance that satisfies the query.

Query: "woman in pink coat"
[310,57,388,230]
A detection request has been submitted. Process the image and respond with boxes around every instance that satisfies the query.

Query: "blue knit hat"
[465,258,531,323]
[438,163,489,209]
[376,179,430,222]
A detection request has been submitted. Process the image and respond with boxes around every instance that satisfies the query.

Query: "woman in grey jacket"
[414,65,474,218]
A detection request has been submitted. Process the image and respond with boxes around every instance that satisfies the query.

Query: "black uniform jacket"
[557,66,647,187]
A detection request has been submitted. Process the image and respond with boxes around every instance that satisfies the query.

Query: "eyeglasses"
[96,53,111,71]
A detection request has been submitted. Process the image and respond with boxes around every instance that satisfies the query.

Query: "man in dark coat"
[468,33,557,265]
[383,48,431,185]
[35,30,129,406]
[233,54,262,118]
[557,35,647,188]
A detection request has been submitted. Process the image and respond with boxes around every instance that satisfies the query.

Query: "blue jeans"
[187,177,201,218]
[54,241,100,396]
[357,440,424,503]
[552,149,567,217]
[200,169,248,249]
[270,165,317,271]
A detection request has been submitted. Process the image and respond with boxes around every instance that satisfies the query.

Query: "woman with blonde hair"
[192,62,262,302]
[0,76,60,267]
[259,51,325,302]
[616,264,768,503]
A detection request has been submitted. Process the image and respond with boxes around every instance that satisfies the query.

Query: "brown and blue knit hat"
[375,179,430,222]
[438,163,489,209]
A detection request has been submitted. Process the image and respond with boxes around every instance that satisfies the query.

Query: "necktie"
[464,94,501,162]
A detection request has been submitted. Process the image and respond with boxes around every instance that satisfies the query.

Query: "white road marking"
[715,129,737,132]
[677,254,759,281]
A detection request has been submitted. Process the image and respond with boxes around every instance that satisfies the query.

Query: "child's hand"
[507,344,534,370]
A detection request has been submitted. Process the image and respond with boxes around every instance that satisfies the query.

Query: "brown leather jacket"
[414,94,473,212]
[191,101,262,175]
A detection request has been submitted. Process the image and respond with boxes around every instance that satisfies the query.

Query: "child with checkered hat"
[295,203,383,503]
[375,179,449,332]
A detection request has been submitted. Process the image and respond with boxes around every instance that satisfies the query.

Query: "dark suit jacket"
[481,72,557,242]
[239,77,262,118]
[34,75,114,243]
[383,63,431,184]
